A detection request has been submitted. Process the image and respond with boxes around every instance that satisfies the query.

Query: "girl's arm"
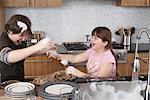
[47,50,89,64]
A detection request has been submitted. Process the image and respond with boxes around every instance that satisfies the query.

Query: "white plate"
[4,82,35,94]
[45,84,73,95]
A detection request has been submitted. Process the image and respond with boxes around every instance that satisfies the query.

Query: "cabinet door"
[117,63,128,77]
[0,0,30,7]
[117,0,150,6]
[0,7,5,35]
[138,53,149,75]
[117,54,133,77]
[24,56,66,79]
[127,53,149,76]
[30,0,62,7]
[24,55,86,79]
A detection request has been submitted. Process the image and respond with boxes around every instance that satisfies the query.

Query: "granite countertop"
[57,43,149,53]
[129,43,150,53]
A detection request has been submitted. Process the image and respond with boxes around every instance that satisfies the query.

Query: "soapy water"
[83,81,146,100]
[96,83,143,100]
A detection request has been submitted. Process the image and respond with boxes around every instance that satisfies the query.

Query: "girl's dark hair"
[5,14,32,34]
[91,27,118,66]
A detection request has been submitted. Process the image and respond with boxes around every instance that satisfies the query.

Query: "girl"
[47,27,117,78]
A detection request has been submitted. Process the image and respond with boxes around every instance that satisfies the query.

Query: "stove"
[58,42,89,54]
[63,42,89,51]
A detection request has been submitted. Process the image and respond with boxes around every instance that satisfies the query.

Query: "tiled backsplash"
[5,0,150,43]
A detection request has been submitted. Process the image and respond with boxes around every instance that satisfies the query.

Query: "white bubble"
[60,59,68,66]
[94,83,144,100]
[90,82,97,93]
[42,37,51,43]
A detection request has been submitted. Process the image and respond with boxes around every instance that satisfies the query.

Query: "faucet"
[133,28,150,100]
[133,28,150,72]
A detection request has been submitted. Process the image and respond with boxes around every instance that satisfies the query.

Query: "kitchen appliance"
[38,81,80,100]
[62,42,89,54]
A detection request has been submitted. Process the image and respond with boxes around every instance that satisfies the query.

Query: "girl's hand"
[65,66,81,77]
[46,50,59,58]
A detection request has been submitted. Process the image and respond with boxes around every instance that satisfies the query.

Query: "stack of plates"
[4,82,35,99]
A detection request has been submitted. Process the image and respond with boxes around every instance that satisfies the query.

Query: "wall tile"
[5,0,150,43]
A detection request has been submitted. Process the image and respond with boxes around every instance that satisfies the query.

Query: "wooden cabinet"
[117,53,133,77]
[0,0,30,7]
[0,7,5,35]
[24,52,148,79]
[117,52,149,77]
[135,53,149,75]
[24,55,86,79]
[30,0,62,7]
[0,0,62,7]
[116,0,150,6]
[127,53,149,76]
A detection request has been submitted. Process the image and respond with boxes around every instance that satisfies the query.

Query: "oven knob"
[116,54,121,59]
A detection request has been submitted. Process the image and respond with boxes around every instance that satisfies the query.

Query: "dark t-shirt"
[0,32,26,82]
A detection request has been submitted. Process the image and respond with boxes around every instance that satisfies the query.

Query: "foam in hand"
[90,82,97,93]
[60,59,68,66]
[42,37,51,44]
[47,50,59,58]
[65,66,74,74]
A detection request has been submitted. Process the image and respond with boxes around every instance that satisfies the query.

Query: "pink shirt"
[86,48,116,77]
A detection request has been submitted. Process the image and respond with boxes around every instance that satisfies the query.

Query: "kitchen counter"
[129,43,150,53]
[0,80,148,100]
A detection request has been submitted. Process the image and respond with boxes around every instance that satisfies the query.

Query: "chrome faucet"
[133,28,150,72]
[133,28,150,100]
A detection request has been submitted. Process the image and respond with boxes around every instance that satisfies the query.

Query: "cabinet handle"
[34,0,35,6]
[25,60,52,62]
[145,0,149,6]
[147,0,150,5]
[27,0,30,6]
[31,0,35,7]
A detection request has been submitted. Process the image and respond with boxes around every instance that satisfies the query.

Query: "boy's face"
[8,31,30,45]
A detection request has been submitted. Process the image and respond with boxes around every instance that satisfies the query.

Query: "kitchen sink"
[72,75,148,83]
[80,80,147,100]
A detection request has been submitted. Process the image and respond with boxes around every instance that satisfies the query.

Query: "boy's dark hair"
[5,14,32,34]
